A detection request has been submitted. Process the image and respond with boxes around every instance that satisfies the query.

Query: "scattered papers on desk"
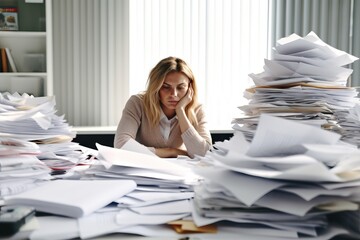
[121,138,156,156]
[117,190,194,207]
[64,144,202,238]
[4,32,360,239]
[82,143,200,189]
[4,179,136,218]
[191,114,360,239]
[233,31,360,147]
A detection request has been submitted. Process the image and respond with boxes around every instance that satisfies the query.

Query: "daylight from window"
[128,0,269,130]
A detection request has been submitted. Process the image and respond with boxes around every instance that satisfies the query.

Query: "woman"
[114,56,212,158]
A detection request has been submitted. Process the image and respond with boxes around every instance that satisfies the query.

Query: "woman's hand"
[176,83,193,111]
[155,147,189,158]
[175,83,194,135]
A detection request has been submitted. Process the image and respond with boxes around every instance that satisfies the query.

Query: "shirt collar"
[160,109,177,122]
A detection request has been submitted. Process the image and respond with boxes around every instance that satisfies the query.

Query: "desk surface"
[72,126,234,135]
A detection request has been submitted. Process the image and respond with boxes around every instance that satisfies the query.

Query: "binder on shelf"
[0,7,19,31]
[1,48,8,72]
[5,48,17,72]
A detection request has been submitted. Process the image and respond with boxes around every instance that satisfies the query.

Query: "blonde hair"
[142,56,199,127]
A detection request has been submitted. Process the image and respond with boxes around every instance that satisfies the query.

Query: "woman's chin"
[166,104,177,109]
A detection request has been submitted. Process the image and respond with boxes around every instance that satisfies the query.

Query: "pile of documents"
[333,103,360,147]
[233,31,360,145]
[192,114,360,239]
[0,92,89,204]
[0,138,52,199]
[2,178,138,239]
[82,143,198,223]
[83,143,200,190]
[0,92,75,142]
[24,143,203,239]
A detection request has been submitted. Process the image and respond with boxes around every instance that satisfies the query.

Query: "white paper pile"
[0,92,75,142]
[233,31,360,144]
[191,114,360,239]
[0,138,52,199]
[64,143,201,238]
[83,143,199,191]
[0,92,85,175]
[333,103,360,147]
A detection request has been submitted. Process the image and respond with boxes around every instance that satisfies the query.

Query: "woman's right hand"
[176,83,193,112]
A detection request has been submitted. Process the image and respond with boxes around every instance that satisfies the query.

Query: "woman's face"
[159,71,190,117]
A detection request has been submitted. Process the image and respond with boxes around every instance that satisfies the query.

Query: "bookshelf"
[0,0,52,97]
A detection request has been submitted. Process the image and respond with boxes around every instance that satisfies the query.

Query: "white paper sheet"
[4,179,136,218]
[247,114,341,157]
[96,143,191,177]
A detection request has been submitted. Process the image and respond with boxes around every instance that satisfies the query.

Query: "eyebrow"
[162,82,187,86]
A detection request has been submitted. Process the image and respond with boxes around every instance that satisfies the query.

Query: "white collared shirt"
[159,110,178,141]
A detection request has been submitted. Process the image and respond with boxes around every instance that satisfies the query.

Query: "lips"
[168,101,178,105]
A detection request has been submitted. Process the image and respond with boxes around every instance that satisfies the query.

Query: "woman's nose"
[170,88,177,96]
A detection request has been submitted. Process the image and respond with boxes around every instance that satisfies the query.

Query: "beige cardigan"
[114,94,212,158]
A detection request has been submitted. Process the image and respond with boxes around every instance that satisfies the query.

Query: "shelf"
[0,72,47,76]
[0,0,52,97]
[0,0,46,32]
[0,31,46,37]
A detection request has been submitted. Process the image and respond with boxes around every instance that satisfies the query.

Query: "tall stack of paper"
[233,31,360,146]
[191,114,360,239]
[0,92,86,198]
[0,92,75,142]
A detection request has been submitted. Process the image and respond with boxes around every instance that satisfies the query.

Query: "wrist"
[176,106,186,114]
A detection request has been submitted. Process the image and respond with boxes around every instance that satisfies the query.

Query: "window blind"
[52,0,269,129]
[52,0,129,126]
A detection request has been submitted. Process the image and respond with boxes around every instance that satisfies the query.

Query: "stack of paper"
[333,103,360,147]
[330,210,360,235]
[191,114,360,239]
[0,138,52,199]
[48,143,202,238]
[0,92,75,142]
[81,143,200,190]
[0,91,96,224]
[0,92,87,173]
[233,31,360,144]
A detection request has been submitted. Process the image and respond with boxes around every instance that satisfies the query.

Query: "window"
[128,0,269,130]
[53,0,360,129]
[53,0,269,129]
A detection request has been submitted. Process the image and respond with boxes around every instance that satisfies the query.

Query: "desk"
[72,127,234,149]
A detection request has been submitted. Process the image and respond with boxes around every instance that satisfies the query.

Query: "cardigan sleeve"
[181,105,212,158]
[114,95,143,148]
